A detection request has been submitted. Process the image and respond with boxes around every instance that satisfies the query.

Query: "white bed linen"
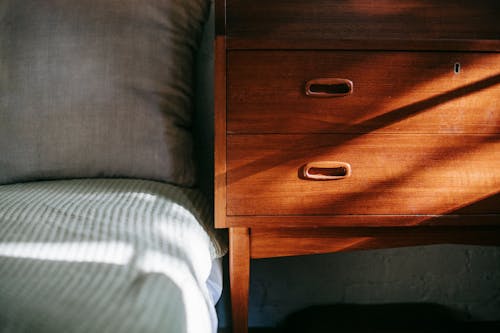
[0,179,226,333]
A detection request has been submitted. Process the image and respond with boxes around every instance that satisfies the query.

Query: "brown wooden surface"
[227,134,499,218]
[226,214,500,228]
[215,0,226,36]
[250,227,500,259]
[218,2,500,331]
[226,38,500,52]
[214,36,227,228]
[230,228,250,333]
[226,0,500,47]
[228,51,500,134]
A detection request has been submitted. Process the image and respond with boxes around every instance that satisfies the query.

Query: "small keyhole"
[454,62,461,74]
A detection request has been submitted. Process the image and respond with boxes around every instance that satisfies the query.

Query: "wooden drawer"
[226,0,500,50]
[227,134,499,222]
[228,51,500,134]
[217,2,500,329]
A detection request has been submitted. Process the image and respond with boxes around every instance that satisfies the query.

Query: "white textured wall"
[217,245,500,327]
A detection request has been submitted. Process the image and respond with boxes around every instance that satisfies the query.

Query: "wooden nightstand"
[214,1,500,332]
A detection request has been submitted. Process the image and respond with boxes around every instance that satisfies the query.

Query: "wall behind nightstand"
[216,245,500,328]
[246,245,500,327]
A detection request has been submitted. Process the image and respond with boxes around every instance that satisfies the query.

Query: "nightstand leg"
[229,227,250,333]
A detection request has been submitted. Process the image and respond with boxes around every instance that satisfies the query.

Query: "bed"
[0,0,225,332]
[0,179,225,333]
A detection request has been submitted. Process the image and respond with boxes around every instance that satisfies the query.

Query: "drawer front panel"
[227,0,499,43]
[227,134,499,217]
[228,51,500,134]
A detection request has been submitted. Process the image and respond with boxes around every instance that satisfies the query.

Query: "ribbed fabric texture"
[0,178,226,333]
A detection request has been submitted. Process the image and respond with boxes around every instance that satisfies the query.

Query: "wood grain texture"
[214,36,227,228]
[250,227,500,259]
[218,1,500,331]
[215,0,226,36]
[226,0,500,47]
[229,228,250,333]
[227,134,500,217]
[228,51,500,134]
[226,214,500,228]
[226,38,500,52]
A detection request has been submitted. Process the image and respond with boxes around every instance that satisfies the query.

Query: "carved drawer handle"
[301,161,352,180]
[305,78,353,97]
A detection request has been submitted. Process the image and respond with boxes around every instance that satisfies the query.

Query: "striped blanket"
[0,179,226,333]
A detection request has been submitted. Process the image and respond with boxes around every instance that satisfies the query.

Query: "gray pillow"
[0,0,209,186]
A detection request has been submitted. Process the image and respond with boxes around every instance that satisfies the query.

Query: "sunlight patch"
[0,241,133,265]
